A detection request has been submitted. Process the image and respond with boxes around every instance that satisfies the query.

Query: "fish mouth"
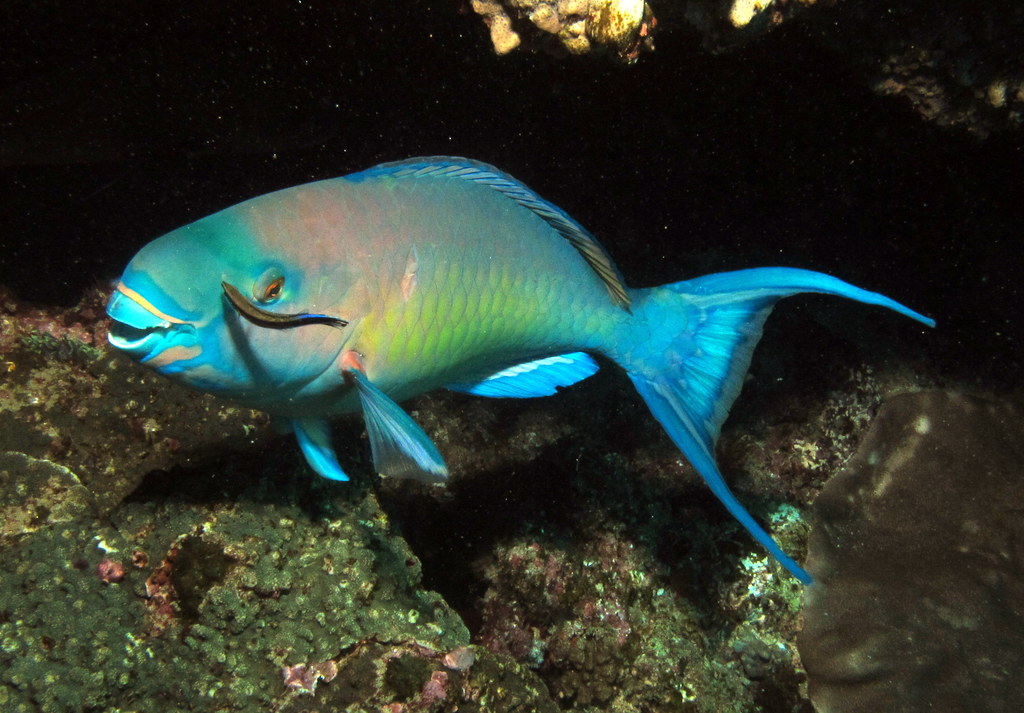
[106,283,195,360]
[107,321,166,358]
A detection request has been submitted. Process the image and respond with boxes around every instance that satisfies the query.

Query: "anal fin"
[447,352,599,398]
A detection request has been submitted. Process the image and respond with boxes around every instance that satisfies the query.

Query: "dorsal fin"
[352,157,632,310]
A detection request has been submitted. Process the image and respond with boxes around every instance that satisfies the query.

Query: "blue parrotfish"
[106,157,934,583]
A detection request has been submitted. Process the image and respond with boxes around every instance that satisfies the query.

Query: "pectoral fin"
[291,417,349,481]
[346,365,449,483]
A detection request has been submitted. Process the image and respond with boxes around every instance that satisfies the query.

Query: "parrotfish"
[106,157,934,583]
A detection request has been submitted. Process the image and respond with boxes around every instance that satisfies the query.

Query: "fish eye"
[263,277,284,302]
[253,271,285,304]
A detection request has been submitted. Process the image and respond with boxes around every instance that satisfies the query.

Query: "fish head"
[106,210,350,407]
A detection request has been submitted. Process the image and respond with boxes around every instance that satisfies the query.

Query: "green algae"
[0,445,562,712]
[0,451,474,712]
[0,455,145,713]
[17,332,103,367]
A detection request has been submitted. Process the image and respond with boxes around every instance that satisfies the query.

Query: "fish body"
[107,158,934,583]
[111,167,621,413]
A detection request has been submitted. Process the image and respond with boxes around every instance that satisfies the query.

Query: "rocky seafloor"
[3,273,1017,712]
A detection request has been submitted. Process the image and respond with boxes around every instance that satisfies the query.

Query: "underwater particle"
[799,390,1024,713]
[96,558,125,584]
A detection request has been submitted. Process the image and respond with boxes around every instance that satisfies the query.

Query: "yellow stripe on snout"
[146,345,202,368]
[116,282,189,325]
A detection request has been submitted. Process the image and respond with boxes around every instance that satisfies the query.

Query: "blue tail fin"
[619,268,934,583]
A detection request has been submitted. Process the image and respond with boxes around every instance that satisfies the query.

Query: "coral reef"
[0,448,482,711]
[465,0,1023,136]
[0,280,942,711]
[0,445,568,712]
[818,1,1024,138]
[469,0,656,61]
[473,526,808,712]
[0,0,1018,709]
[382,336,927,711]
[681,0,1024,137]
[679,0,827,43]
[799,390,1024,712]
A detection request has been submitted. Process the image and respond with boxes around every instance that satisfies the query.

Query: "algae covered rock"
[0,453,150,712]
[0,448,562,712]
[0,287,275,516]
[799,390,1024,713]
[468,0,656,61]
[0,451,97,537]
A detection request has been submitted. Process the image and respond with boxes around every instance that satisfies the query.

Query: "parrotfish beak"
[106,282,197,362]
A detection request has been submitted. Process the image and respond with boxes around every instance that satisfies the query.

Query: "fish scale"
[106,156,935,583]
[362,191,611,395]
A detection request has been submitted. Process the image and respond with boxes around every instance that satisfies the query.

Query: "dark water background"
[1,0,1021,383]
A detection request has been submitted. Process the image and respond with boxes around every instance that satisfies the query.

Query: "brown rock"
[800,390,1024,713]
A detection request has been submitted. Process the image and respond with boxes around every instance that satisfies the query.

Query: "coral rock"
[800,390,1024,713]
[470,0,654,60]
